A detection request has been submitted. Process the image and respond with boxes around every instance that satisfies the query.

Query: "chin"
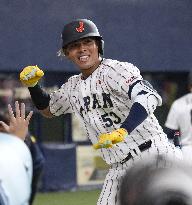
[80,66,92,71]
[79,63,92,70]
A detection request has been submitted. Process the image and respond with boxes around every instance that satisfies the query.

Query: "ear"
[95,39,99,48]
[94,39,100,57]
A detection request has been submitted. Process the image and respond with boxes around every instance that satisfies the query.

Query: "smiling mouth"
[79,55,89,62]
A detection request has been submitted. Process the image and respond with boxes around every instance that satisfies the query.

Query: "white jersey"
[0,133,32,205]
[50,58,170,164]
[165,93,192,146]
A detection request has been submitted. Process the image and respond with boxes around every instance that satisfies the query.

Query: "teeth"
[79,56,89,62]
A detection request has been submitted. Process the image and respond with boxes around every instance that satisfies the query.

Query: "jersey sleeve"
[106,61,162,115]
[106,62,143,97]
[165,102,179,130]
[49,80,73,116]
[130,80,162,114]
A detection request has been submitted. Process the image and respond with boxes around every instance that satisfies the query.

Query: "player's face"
[65,38,101,77]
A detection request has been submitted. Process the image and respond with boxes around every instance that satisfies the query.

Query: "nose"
[78,42,87,52]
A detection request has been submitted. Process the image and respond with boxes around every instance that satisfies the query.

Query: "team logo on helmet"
[76,21,85,33]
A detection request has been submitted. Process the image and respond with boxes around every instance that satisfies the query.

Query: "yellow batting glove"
[20,65,44,87]
[93,128,128,150]
[93,133,113,149]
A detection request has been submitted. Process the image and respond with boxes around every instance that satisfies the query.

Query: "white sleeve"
[106,62,162,115]
[165,102,179,130]
[106,62,143,97]
[49,81,72,116]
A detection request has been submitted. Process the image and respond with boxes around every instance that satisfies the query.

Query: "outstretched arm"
[20,65,54,118]
[28,84,53,118]
[0,101,33,140]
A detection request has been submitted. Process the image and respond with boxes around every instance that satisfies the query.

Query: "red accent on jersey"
[76,21,85,33]
[174,131,180,137]
[125,76,137,84]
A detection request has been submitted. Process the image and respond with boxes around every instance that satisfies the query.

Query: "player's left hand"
[93,128,128,149]
[20,65,44,87]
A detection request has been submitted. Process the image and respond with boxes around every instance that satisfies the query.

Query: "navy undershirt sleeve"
[28,84,50,110]
[120,102,148,133]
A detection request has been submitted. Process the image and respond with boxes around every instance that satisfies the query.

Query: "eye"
[68,43,77,49]
[66,42,79,51]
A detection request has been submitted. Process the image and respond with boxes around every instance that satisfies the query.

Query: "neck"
[81,57,102,79]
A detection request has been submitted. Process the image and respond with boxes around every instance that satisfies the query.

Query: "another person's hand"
[0,101,33,140]
[93,128,128,149]
[20,65,44,87]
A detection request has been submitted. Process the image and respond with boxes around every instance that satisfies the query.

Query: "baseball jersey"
[165,93,192,146]
[0,133,32,205]
[50,58,168,164]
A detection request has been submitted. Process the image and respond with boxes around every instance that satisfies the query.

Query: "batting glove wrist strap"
[20,65,44,87]
[93,128,128,149]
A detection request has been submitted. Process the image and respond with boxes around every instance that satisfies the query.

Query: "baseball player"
[0,101,33,205]
[165,72,192,165]
[20,19,182,205]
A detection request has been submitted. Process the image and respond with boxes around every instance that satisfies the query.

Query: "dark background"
[0,0,191,72]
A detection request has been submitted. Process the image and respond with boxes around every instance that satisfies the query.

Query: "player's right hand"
[20,65,44,87]
[93,128,128,149]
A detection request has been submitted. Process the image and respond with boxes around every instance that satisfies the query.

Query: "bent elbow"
[39,107,54,118]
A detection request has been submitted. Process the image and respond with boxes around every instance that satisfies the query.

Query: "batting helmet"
[61,19,104,55]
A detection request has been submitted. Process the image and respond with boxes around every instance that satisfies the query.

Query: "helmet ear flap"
[99,39,104,56]
[97,39,104,56]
